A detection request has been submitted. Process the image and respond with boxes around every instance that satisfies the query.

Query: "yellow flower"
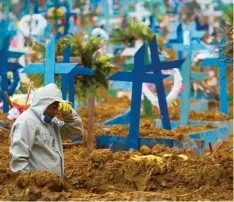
[57,7,65,16]
[178,154,188,161]
[58,26,64,33]
[48,7,55,16]
[81,41,87,48]
[17,21,20,28]
[130,155,163,164]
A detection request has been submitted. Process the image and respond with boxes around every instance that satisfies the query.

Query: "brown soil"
[77,96,232,125]
[152,99,233,121]
[209,100,233,117]
[0,133,232,201]
[94,123,215,140]
[78,96,130,123]
[0,94,233,201]
[0,113,13,124]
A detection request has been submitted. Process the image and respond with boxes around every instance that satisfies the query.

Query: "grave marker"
[0,35,24,112]
[23,37,77,85]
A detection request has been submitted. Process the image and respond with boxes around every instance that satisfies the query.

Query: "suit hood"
[30,83,64,115]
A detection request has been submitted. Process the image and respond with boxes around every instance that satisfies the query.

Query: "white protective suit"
[9,84,83,177]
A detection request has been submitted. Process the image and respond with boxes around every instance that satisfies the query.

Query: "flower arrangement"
[7,103,27,121]
[47,6,67,17]
[29,34,116,103]
[109,18,163,49]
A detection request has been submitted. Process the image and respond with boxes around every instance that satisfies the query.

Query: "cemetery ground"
[0,94,233,201]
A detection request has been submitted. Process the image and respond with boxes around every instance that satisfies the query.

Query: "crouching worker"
[9,83,83,178]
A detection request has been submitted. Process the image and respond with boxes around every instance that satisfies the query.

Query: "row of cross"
[0,33,228,151]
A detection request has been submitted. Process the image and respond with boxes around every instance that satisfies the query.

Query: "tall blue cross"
[171,33,207,60]
[105,37,184,126]
[0,35,24,112]
[61,46,94,108]
[108,36,184,150]
[171,31,208,125]
[145,37,185,129]
[23,37,77,85]
[200,49,229,115]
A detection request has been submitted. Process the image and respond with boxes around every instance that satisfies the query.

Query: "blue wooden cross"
[107,37,184,150]
[145,37,185,129]
[23,36,77,86]
[170,33,207,59]
[0,35,24,112]
[171,32,208,125]
[107,36,184,124]
[105,37,184,127]
[108,44,165,149]
[167,22,206,43]
[61,46,94,108]
[200,48,229,115]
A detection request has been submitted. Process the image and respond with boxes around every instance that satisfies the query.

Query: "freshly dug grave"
[0,94,232,201]
[78,96,130,123]
[77,96,233,125]
[0,132,232,201]
[152,99,233,121]
[1,93,231,124]
[93,122,215,140]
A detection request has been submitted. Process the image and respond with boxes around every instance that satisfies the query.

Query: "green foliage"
[223,5,233,25]
[221,4,233,65]
[109,19,163,50]
[29,34,115,102]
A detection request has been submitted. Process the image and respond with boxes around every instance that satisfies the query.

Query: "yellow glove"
[58,102,72,112]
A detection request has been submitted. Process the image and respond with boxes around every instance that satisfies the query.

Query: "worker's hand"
[58,101,72,113]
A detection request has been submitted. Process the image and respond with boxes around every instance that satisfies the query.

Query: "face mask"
[41,114,53,123]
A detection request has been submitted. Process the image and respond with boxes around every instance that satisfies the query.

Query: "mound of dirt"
[94,124,215,140]
[0,133,233,201]
[0,94,232,201]
[62,139,233,201]
[0,170,66,201]
[77,96,232,127]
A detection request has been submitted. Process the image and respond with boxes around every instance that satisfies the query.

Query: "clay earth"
[0,95,233,201]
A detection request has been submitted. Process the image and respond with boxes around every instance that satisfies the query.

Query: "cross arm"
[200,58,219,67]
[108,72,168,83]
[7,51,24,59]
[23,64,44,74]
[3,63,24,71]
[144,59,185,72]
[55,63,77,74]
[191,30,206,39]
[172,43,184,51]
[191,72,209,80]
[191,42,207,51]
[71,66,94,76]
